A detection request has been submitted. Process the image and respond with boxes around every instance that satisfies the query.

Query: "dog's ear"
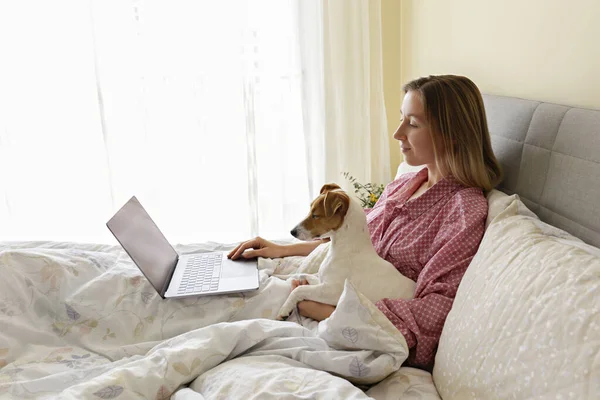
[320,183,341,195]
[323,190,350,218]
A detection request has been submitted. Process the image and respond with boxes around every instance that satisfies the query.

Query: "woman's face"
[393,90,440,168]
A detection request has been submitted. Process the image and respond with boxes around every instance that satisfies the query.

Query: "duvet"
[0,241,410,399]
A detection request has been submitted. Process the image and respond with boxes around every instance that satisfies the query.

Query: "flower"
[341,172,385,209]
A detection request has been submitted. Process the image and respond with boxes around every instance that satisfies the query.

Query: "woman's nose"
[393,125,406,141]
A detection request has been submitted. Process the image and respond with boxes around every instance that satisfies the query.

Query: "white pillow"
[485,189,518,229]
[394,162,425,179]
[434,198,600,399]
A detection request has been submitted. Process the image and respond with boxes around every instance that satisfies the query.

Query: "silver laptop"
[106,196,259,299]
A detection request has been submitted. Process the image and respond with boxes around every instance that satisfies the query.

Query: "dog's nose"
[290,228,298,237]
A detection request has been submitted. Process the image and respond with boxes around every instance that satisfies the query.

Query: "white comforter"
[0,241,411,399]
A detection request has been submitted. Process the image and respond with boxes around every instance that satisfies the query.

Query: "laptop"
[106,196,259,299]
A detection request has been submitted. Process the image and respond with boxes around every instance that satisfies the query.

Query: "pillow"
[433,198,600,399]
[485,189,518,229]
[395,162,425,179]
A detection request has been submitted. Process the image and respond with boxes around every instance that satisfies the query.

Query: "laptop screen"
[106,196,178,296]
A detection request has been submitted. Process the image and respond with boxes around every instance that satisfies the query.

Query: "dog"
[276,183,416,320]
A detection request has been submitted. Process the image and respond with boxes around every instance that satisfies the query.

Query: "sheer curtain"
[0,0,389,244]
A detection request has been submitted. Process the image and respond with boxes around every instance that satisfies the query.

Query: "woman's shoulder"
[445,186,488,220]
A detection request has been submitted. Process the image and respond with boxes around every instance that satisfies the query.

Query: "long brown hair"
[402,75,503,192]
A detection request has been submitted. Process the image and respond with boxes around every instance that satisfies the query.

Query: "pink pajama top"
[365,167,487,370]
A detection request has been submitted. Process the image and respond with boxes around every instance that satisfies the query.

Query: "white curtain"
[0,0,389,244]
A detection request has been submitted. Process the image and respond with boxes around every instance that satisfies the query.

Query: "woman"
[228,75,502,371]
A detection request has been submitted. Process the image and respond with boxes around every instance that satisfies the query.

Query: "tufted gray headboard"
[483,94,600,248]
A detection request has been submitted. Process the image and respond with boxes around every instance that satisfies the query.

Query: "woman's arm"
[284,238,329,257]
[290,279,336,321]
[297,301,336,321]
[228,236,328,259]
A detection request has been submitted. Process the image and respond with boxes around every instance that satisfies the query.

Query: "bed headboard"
[483,94,600,248]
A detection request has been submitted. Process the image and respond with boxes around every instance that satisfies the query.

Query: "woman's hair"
[402,75,503,192]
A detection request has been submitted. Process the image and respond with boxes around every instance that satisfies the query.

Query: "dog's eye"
[311,214,319,219]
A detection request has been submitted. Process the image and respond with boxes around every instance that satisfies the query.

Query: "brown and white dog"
[277,183,416,319]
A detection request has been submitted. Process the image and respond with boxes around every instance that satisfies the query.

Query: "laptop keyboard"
[177,253,223,295]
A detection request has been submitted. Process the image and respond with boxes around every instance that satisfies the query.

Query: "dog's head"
[290,183,350,240]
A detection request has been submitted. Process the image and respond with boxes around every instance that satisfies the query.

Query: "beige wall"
[381,0,403,178]
[382,0,600,176]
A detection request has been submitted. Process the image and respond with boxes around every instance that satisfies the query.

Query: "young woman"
[228,75,503,371]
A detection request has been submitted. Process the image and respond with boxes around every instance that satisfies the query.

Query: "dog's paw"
[277,302,293,318]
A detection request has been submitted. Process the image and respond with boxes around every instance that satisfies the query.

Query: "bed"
[1,94,599,399]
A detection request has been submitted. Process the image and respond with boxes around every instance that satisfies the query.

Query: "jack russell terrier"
[277,183,416,320]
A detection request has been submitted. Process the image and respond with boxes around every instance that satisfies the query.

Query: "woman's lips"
[401,147,411,152]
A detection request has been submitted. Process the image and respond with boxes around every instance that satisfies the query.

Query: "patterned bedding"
[0,240,432,399]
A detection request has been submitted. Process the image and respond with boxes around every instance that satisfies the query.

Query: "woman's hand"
[291,279,336,321]
[228,236,287,260]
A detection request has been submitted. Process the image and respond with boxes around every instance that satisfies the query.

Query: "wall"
[381,0,403,178]
[382,0,600,175]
